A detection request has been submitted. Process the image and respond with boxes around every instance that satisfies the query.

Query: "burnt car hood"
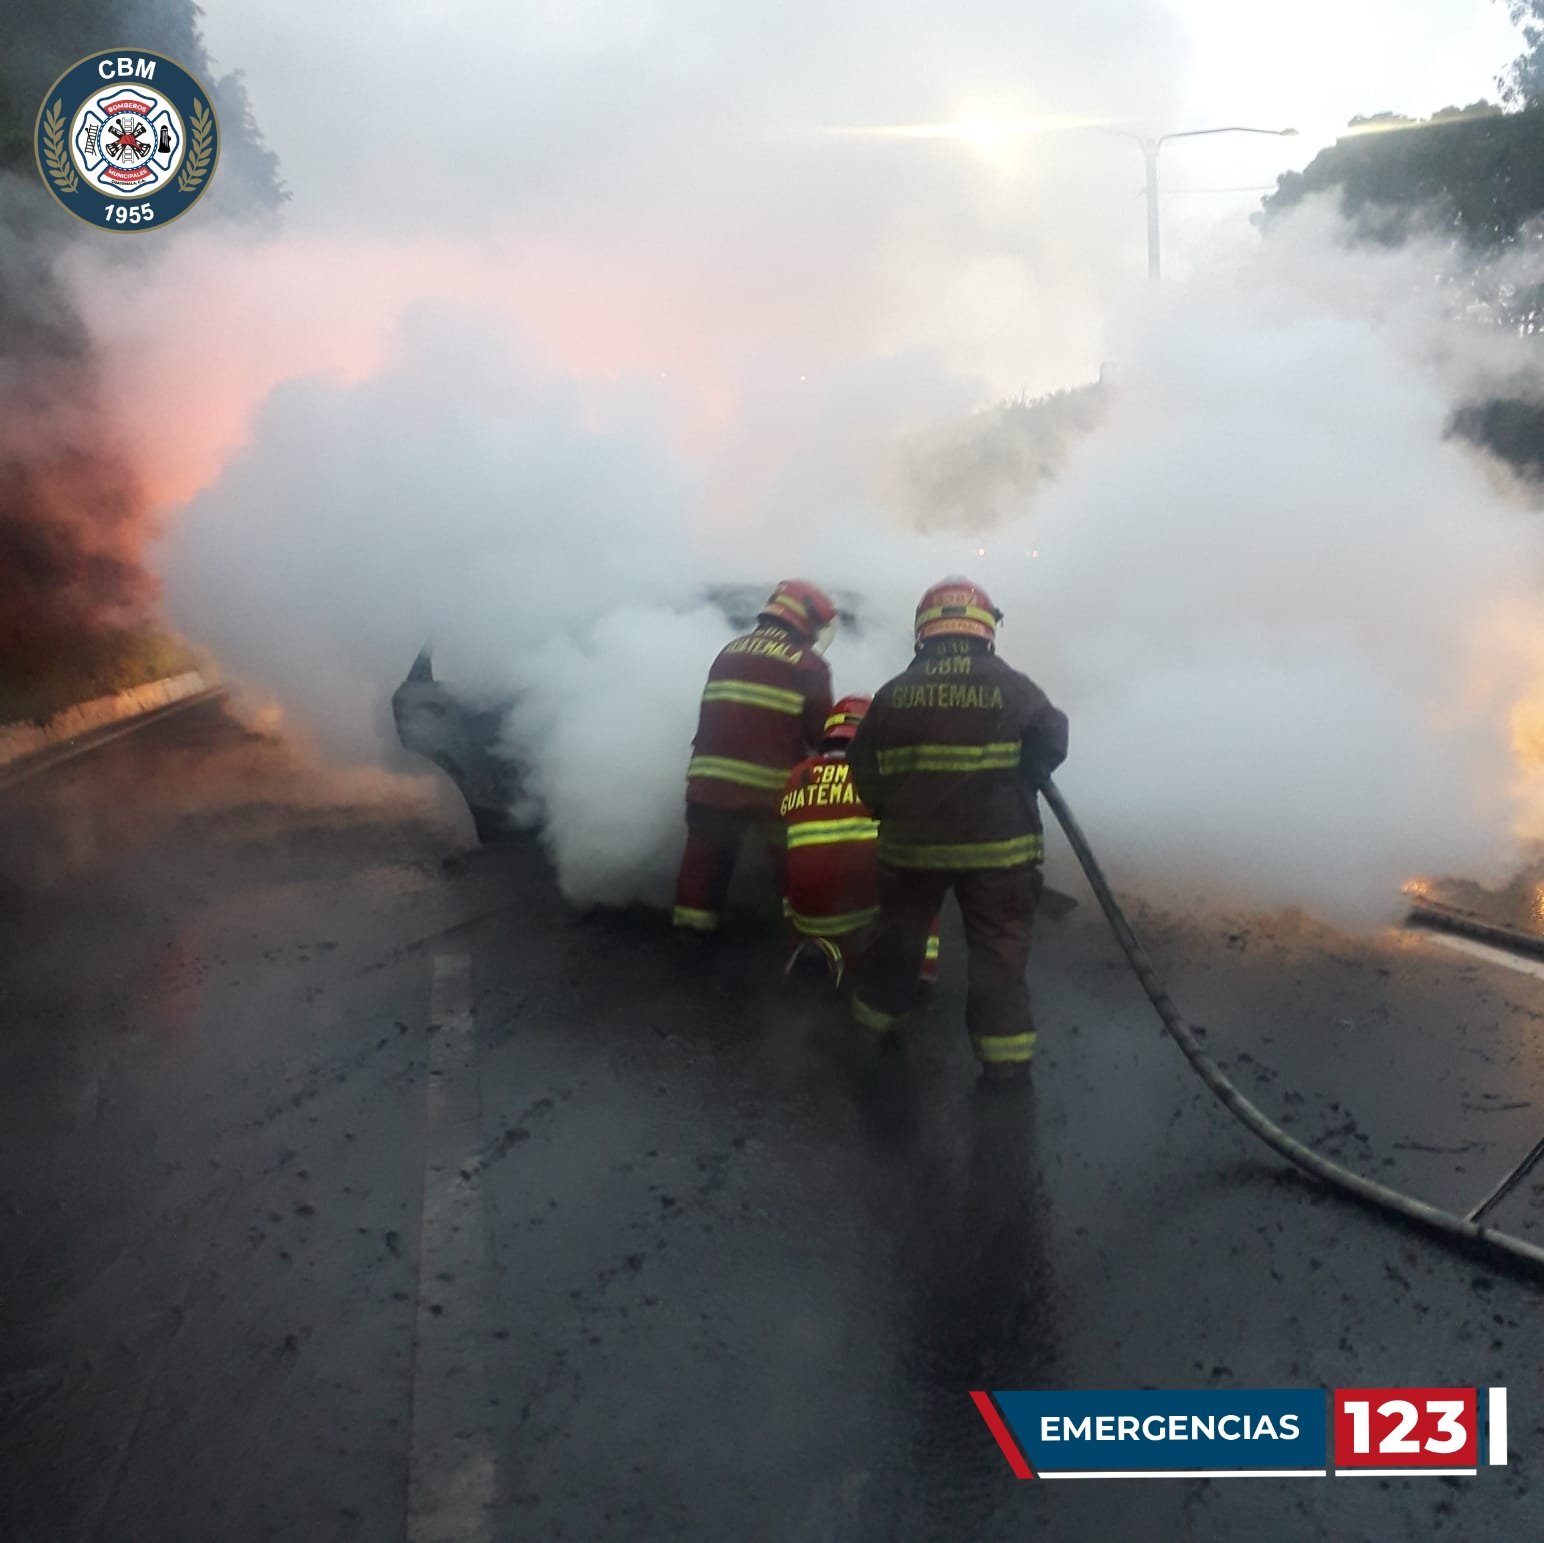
[392,583,867,844]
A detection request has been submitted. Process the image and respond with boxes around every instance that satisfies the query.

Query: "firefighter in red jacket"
[779,695,940,988]
[673,580,838,935]
[847,578,1068,1082]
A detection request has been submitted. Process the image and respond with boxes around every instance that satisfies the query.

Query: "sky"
[1153,0,1524,273]
[190,0,1524,391]
[1178,0,1517,132]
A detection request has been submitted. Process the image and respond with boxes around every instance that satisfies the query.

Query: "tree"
[902,385,1107,532]
[1260,105,1544,479]
[0,2,284,707]
[1497,0,1544,108]
[0,2,285,210]
[1261,104,1533,252]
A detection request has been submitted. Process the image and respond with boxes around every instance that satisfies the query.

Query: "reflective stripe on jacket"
[847,639,1067,869]
[779,751,880,936]
[686,624,833,811]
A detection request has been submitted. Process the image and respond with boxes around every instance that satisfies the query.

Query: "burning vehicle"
[392,585,1544,960]
[392,582,868,845]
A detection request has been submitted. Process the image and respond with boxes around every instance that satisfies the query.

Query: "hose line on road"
[1042,779,1544,1277]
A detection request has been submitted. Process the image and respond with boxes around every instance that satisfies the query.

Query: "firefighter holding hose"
[847,578,1067,1082]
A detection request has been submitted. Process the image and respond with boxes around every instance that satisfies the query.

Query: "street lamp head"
[1280,127,1300,137]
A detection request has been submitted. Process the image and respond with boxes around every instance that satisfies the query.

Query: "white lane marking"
[1410,929,1544,983]
[407,953,497,1543]
[1489,1386,1508,1466]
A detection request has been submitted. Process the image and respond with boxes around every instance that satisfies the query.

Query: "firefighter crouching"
[673,580,838,935]
[847,578,1068,1082]
[779,694,940,989]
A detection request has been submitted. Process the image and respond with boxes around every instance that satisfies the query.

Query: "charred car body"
[392,583,867,846]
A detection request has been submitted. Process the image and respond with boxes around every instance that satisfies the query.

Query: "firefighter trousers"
[673,804,780,932]
[851,861,1044,1066]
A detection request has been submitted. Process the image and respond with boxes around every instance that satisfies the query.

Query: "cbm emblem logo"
[35,51,219,231]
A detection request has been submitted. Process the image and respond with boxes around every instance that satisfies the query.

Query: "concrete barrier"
[0,670,217,770]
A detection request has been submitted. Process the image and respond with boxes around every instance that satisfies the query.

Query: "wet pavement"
[1,698,1540,1542]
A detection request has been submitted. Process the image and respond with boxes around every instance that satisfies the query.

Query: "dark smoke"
[0,1,283,706]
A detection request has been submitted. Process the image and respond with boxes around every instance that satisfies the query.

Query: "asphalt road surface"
[2,698,1540,1542]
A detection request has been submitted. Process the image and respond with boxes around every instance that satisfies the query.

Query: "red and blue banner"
[973,1386,1509,1480]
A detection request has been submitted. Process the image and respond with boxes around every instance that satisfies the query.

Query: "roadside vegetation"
[1263,88,1544,481]
[1,4,282,732]
[0,628,203,726]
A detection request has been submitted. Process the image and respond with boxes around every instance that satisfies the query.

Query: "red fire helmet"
[914,577,1001,646]
[760,579,838,641]
[822,693,872,745]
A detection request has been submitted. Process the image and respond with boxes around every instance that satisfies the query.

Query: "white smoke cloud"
[140,192,1544,924]
[501,607,737,901]
[27,0,1522,921]
[945,213,1544,921]
[156,307,708,753]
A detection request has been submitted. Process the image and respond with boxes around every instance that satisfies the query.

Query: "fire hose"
[1042,779,1544,1276]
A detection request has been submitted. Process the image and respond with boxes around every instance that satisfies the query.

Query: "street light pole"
[1142,139,1161,282]
[833,115,1297,281]
[1101,125,1298,281]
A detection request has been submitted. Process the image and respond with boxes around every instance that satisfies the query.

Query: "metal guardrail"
[0,681,226,788]
[1404,897,1544,963]
[0,670,217,770]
